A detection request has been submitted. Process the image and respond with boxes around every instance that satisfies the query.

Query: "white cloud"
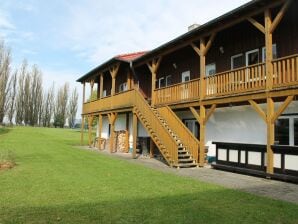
[0,11,15,30]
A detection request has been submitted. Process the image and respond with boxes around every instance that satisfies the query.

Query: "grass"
[0,127,297,224]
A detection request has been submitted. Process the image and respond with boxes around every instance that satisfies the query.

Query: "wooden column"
[249,96,294,175]
[125,113,130,152]
[108,113,118,153]
[99,73,103,99]
[147,57,162,106]
[132,112,138,159]
[200,38,206,99]
[82,82,86,104]
[265,9,273,90]
[190,104,216,167]
[90,79,95,100]
[98,114,102,150]
[127,71,132,90]
[150,139,154,158]
[88,115,94,148]
[110,64,120,96]
[81,115,85,145]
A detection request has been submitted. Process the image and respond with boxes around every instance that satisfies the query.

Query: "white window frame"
[206,63,216,76]
[158,77,165,88]
[276,115,298,146]
[262,44,277,62]
[166,75,172,86]
[181,71,190,83]
[231,53,243,69]
[119,82,127,92]
[245,49,259,66]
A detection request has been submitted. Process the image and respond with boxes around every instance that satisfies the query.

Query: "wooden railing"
[205,63,266,97]
[83,89,135,114]
[157,106,199,163]
[273,54,298,87]
[154,78,200,105]
[134,90,178,165]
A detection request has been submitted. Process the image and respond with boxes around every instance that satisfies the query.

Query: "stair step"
[176,163,197,168]
[178,158,194,163]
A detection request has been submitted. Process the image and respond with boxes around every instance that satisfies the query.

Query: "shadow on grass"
[0,127,10,135]
[1,189,298,224]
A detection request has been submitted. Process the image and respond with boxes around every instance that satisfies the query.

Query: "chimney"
[188,23,200,31]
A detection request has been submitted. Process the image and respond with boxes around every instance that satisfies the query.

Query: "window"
[275,116,298,146]
[262,44,277,62]
[246,49,259,66]
[181,71,190,82]
[166,75,172,86]
[158,75,172,88]
[102,90,107,97]
[231,54,244,69]
[118,83,127,92]
[206,63,216,76]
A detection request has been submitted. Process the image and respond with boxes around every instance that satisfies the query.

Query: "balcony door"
[181,71,190,99]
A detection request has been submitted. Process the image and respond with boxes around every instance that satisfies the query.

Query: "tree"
[15,60,27,125]
[54,83,69,128]
[7,70,17,125]
[42,83,55,127]
[68,87,78,128]
[0,41,11,124]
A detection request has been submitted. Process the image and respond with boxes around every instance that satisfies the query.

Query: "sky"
[0,0,250,116]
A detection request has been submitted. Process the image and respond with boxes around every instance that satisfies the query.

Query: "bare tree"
[54,83,69,128]
[7,70,17,125]
[23,72,31,125]
[68,87,78,128]
[15,60,27,125]
[42,83,55,127]
[0,41,11,124]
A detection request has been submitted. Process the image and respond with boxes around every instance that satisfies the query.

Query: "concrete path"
[81,147,298,204]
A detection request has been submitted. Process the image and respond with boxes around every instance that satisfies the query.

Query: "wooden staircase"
[133,90,197,168]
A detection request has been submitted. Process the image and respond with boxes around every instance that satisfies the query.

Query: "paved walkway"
[81,146,298,204]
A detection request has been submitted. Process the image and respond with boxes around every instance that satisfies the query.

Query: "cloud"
[0,11,15,30]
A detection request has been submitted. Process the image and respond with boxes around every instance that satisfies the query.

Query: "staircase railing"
[133,89,178,165]
[157,106,200,163]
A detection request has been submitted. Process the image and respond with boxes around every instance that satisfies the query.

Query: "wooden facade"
[77,0,298,176]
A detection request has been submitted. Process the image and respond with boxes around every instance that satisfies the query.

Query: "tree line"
[0,41,79,128]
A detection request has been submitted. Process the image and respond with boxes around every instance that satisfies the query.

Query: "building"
[77,0,298,182]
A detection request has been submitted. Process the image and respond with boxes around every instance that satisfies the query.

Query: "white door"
[181,71,190,99]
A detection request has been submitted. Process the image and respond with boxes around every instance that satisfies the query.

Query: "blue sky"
[0,0,250,115]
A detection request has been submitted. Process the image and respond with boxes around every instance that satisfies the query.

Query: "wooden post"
[132,112,137,159]
[110,64,120,96]
[98,114,102,150]
[88,115,94,148]
[125,113,130,152]
[150,139,154,158]
[200,38,206,99]
[265,9,273,90]
[81,115,84,145]
[82,82,86,104]
[99,73,103,99]
[90,79,95,100]
[147,57,162,106]
[199,105,206,167]
[108,113,118,153]
[266,97,274,174]
[127,71,132,90]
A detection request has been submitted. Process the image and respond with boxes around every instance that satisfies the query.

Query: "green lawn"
[0,127,297,224]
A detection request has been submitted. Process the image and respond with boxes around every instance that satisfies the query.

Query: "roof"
[132,0,283,65]
[76,51,147,82]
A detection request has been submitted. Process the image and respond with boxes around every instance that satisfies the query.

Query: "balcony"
[83,89,135,114]
[154,54,298,106]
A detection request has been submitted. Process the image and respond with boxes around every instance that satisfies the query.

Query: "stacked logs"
[114,130,129,153]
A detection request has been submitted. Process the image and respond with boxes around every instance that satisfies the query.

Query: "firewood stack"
[114,130,129,153]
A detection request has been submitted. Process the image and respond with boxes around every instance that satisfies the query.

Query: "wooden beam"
[127,71,132,90]
[108,113,117,153]
[249,100,267,122]
[81,115,85,145]
[98,114,102,150]
[266,97,274,174]
[132,112,137,159]
[109,63,120,79]
[200,38,206,99]
[204,33,217,56]
[270,0,292,34]
[88,115,94,148]
[191,42,201,56]
[204,104,216,125]
[82,82,86,104]
[271,95,294,123]
[147,57,162,106]
[125,113,130,152]
[190,107,200,123]
[247,17,265,34]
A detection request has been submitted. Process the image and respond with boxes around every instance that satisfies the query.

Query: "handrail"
[154,78,200,91]
[158,106,199,163]
[273,55,298,87]
[134,89,178,164]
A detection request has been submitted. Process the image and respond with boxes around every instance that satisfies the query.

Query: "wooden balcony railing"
[153,54,298,106]
[273,54,298,87]
[83,89,135,114]
[154,78,200,105]
[205,62,266,97]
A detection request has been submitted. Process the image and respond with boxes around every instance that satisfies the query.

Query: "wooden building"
[77,0,298,182]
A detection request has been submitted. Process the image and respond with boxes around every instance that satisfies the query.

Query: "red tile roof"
[115,51,148,62]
